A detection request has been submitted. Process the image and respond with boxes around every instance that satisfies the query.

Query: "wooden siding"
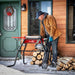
[53,0,75,57]
[21,0,75,56]
[21,0,35,56]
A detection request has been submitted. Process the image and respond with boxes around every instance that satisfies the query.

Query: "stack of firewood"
[30,51,75,71]
[30,51,52,65]
[56,57,75,71]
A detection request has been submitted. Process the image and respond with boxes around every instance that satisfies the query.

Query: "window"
[28,0,52,36]
[4,7,16,31]
[67,0,75,43]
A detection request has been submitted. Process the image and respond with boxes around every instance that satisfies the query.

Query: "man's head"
[36,11,45,21]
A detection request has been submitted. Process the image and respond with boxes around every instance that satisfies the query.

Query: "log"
[58,57,73,64]
[35,60,40,65]
[67,63,71,67]
[56,65,62,71]
[42,55,44,59]
[73,66,75,70]
[49,56,53,61]
[57,56,60,59]
[37,55,42,60]
[72,63,75,66]
[62,57,74,61]
[72,59,75,63]
[58,59,71,65]
[36,51,40,55]
[61,67,66,71]
[30,61,35,65]
[48,60,51,65]
[68,66,73,71]
[39,60,42,64]
[41,52,44,56]
[63,64,68,69]
[56,57,75,71]
[32,57,36,62]
[33,52,37,57]
[57,62,64,67]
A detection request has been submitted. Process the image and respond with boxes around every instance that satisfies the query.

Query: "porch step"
[0,57,19,61]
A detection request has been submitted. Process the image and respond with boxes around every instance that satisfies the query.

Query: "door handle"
[0,33,2,36]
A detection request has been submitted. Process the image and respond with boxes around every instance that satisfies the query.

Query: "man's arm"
[40,22,45,37]
[49,16,57,37]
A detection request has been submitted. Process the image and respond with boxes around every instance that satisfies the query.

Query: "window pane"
[67,0,75,42]
[41,1,51,15]
[29,1,52,36]
[68,6,73,41]
[29,1,40,35]
[4,7,16,31]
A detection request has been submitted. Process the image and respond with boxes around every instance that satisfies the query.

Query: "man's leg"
[52,38,58,67]
[42,41,50,69]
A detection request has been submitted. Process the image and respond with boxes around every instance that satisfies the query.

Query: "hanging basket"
[6,6,14,16]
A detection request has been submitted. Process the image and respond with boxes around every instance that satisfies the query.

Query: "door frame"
[0,0,21,57]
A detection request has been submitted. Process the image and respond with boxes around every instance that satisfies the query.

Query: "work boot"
[51,61,57,67]
[42,63,48,69]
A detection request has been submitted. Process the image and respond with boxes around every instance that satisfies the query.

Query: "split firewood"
[58,59,71,65]
[51,56,53,61]
[73,66,75,70]
[57,56,60,59]
[61,67,66,71]
[63,64,68,69]
[37,55,42,60]
[30,61,35,65]
[67,63,71,67]
[36,51,40,55]
[32,57,36,62]
[72,63,75,66]
[57,62,64,67]
[56,65,62,71]
[42,55,44,59]
[39,60,42,64]
[41,52,44,56]
[35,60,40,65]
[72,63,75,70]
[33,52,37,57]
[62,57,74,61]
[58,57,73,64]
[72,59,75,63]
[68,66,73,71]
[48,60,51,65]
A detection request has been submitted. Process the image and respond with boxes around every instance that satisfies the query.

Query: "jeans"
[48,38,59,62]
[42,38,58,64]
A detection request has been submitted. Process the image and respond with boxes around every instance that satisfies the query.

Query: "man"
[36,11,61,69]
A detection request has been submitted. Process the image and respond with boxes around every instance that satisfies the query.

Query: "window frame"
[66,0,75,43]
[28,0,53,35]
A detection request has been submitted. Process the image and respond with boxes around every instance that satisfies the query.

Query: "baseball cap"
[36,11,44,19]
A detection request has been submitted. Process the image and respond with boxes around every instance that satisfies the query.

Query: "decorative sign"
[6,6,14,16]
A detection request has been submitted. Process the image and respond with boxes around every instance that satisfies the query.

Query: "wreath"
[6,6,14,16]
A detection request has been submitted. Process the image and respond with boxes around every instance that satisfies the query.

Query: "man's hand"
[49,36,53,42]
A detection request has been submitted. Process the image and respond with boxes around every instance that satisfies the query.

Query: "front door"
[0,2,21,57]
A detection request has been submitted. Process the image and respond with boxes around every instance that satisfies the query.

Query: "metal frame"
[7,37,46,67]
